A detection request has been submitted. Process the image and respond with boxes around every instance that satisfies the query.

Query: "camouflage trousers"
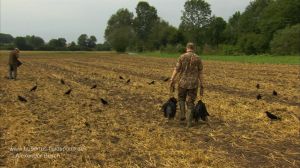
[178,87,197,122]
[8,65,17,79]
[178,87,198,108]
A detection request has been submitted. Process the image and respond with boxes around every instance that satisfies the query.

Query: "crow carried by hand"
[161,97,177,119]
[192,100,209,122]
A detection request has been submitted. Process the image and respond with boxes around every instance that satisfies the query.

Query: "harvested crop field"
[0,51,299,168]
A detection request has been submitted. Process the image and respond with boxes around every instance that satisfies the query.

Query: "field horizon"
[1,50,300,65]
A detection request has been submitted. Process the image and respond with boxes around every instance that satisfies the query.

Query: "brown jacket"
[8,51,19,66]
[175,51,203,89]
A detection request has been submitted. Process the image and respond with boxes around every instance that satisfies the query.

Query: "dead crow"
[119,76,124,80]
[256,94,262,100]
[265,111,281,120]
[30,85,37,92]
[100,98,108,105]
[161,97,177,119]
[256,84,260,89]
[192,100,209,122]
[110,136,120,144]
[273,90,278,96]
[85,122,91,128]
[18,96,27,102]
[60,79,65,85]
[126,79,131,84]
[64,89,72,95]
[163,77,170,82]
[91,85,97,89]
[148,81,155,85]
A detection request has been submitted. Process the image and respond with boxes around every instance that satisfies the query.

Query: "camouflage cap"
[186,42,195,50]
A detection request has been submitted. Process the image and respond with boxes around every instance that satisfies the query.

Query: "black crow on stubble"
[273,90,278,96]
[100,98,108,105]
[60,79,65,85]
[265,111,281,120]
[91,84,97,89]
[85,122,91,128]
[126,79,131,84]
[256,84,260,89]
[256,94,262,100]
[64,89,72,95]
[193,100,209,122]
[161,97,177,119]
[119,76,124,80]
[163,77,170,82]
[18,96,27,103]
[30,85,37,92]
[148,81,155,85]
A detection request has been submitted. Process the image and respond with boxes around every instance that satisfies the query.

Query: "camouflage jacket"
[8,51,19,66]
[175,51,203,89]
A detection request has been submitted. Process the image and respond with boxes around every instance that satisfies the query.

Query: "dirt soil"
[0,52,299,168]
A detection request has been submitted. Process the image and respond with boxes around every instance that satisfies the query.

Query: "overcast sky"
[0,0,252,43]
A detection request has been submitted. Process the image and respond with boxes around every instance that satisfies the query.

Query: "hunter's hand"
[170,80,175,92]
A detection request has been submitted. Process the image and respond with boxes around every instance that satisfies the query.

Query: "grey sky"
[0,0,252,43]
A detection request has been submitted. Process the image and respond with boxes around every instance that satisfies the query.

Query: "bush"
[0,43,15,50]
[159,44,187,54]
[220,44,240,55]
[176,44,186,53]
[238,33,269,55]
[160,44,177,53]
[271,24,300,55]
[107,26,134,52]
[96,43,111,51]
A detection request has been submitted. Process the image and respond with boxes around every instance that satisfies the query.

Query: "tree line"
[0,34,111,51]
[105,0,300,55]
[1,0,299,55]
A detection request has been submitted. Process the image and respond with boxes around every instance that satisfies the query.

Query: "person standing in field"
[8,48,21,80]
[170,43,204,127]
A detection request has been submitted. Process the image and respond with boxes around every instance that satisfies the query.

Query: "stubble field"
[0,51,299,168]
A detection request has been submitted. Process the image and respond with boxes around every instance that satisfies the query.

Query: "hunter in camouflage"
[8,48,20,80]
[170,43,204,127]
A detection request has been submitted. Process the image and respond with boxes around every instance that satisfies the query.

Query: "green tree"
[271,24,300,55]
[105,8,135,52]
[237,0,272,53]
[180,0,212,46]
[77,34,97,49]
[0,33,14,44]
[147,19,178,50]
[238,33,268,55]
[224,12,241,45]
[68,41,81,51]
[107,26,134,52]
[26,35,45,50]
[48,38,67,50]
[206,16,227,47]
[134,1,158,50]
[14,37,33,50]
[105,9,134,37]
[259,0,300,40]
[87,35,97,48]
[96,42,111,51]
[239,0,272,34]
[78,34,88,48]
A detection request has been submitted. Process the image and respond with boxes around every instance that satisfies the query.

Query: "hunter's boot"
[179,101,186,122]
[186,107,193,128]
